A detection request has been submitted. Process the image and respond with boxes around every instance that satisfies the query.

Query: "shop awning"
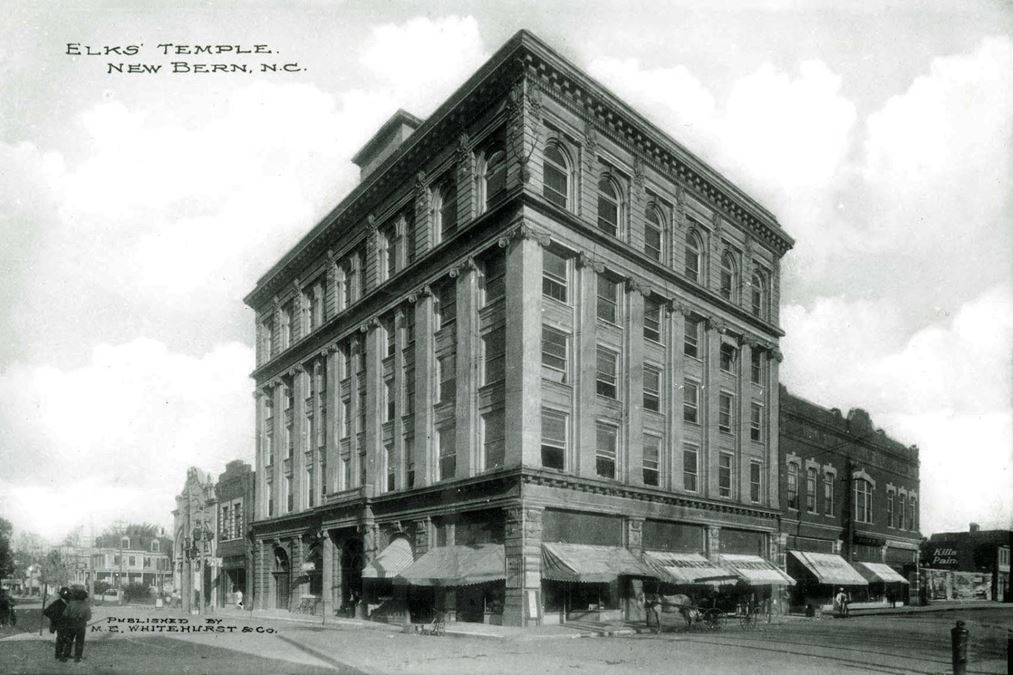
[394,544,504,587]
[542,543,660,583]
[362,537,414,579]
[642,551,738,586]
[788,551,867,586]
[854,562,909,585]
[720,554,796,586]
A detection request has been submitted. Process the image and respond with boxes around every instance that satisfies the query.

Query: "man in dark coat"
[60,587,92,662]
[43,586,71,660]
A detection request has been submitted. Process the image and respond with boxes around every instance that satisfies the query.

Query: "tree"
[61,526,84,547]
[0,518,14,579]
[40,549,71,588]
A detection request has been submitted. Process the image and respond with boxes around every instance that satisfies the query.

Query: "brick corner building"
[245,30,794,626]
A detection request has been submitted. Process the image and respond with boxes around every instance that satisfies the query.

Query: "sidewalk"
[846,599,1005,617]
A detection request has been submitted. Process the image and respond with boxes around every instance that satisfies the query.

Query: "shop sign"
[927,547,959,568]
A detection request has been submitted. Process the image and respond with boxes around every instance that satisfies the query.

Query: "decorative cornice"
[626,277,650,297]
[576,251,605,274]
[707,317,728,334]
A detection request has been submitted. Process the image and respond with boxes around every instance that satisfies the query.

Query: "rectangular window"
[596,347,618,399]
[482,409,505,470]
[542,249,568,302]
[899,495,906,530]
[643,366,661,413]
[750,462,762,503]
[825,473,835,516]
[404,365,416,416]
[384,378,395,421]
[683,380,699,424]
[437,354,455,403]
[285,475,293,512]
[357,339,366,374]
[541,325,568,383]
[434,282,457,332]
[643,434,660,487]
[750,403,763,442]
[595,423,618,479]
[645,218,662,261]
[683,319,699,358]
[751,350,763,385]
[720,343,737,373]
[482,252,506,306]
[405,212,417,265]
[341,344,352,380]
[596,275,619,324]
[341,399,351,438]
[807,467,818,513]
[683,441,699,489]
[483,327,505,385]
[718,392,734,433]
[644,298,662,343]
[384,317,396,357]
[385,443,395,493]
[359,451,367,487]
[719,453,733,498]
[541,409,567,470]
[342,457,351,490]
[358,389,366,434]
[787,463,799,510]
[404,434,415,488]
[438,426,456,481]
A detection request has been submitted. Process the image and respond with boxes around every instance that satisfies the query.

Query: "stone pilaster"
[626,516,646,622]
[504,232,543,469]
[364,319,381,491]
[576,253,602,478]
[706,524,722,563]
[456,134,476,225]
[413,173,432,257]
[626,280,646,485]
[453,259,479,476]
[412,290,434,486]
[738,340,753,501]
[669,302,688,490]
[768,347,782,508]
[292,368,307,512]
[503,505,543,627]
[705,320,722,498]
[321,532,335,619]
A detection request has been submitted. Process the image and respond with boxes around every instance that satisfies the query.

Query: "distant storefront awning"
[542,543,660,583]
[642,551,738,586]
[854,562,909,585]
[394,544,504,587]
[362,537,414,580]
[720,554,796,586]
[788,551,867,586]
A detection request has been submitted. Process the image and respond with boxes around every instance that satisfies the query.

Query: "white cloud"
[0,339,253,540]
[782,283,1013,533]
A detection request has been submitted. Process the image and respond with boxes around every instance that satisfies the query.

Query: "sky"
[0,0,1010,543]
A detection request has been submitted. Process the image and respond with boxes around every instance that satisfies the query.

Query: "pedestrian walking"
[643,591,662,634]
[43,587,71,661]
[59,587,92,663]
[235,587,244,610]
[833,588,849,618]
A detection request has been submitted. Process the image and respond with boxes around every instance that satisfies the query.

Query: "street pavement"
[1,601,1009,674]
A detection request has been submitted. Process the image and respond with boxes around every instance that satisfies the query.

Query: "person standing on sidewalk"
[60,587,92,663]
[43,587,71,661]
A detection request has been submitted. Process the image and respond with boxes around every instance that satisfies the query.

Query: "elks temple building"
[244,30,797,626]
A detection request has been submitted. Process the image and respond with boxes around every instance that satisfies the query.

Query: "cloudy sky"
[1,0,1009,543]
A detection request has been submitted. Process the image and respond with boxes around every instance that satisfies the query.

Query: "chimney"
[969,523,980,533]
[351,110,423,181]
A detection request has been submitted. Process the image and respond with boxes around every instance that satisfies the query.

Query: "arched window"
[854,478,873,523]
[483,146,506,209]
[751,271,766,318]
[685,230,702,282]
[596,175,621,237]
[720,252,738,301]
[431,177,458,243]
[645,204,665,262]
[542,143,570,209]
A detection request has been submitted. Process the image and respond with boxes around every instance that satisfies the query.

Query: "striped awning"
[542,543,660,583]
[362,537,414,579]
[788,551,867,586]
[854,562,909,585]
[642,551,738,586]
[394,544,504,587]
[720,554,796,586]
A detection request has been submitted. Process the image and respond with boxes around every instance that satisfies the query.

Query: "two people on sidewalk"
[44,586,92,662]
[0,588,15,627]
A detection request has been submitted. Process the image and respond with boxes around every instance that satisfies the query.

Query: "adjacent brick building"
[215,460,255,608]
[245,30,793,626]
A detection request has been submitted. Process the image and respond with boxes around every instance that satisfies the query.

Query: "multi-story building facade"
[778,387,921,607]
[922,525,1011,602]
[215,460,255,608]
[245,30,793,626]
[89,540,171,591]
[172,467,219,611]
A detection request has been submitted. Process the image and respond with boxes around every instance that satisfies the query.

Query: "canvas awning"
[788,551,867,586]
[362,537,414,579]
[720,554,796,586]
[394,544,504,587]
[642,551,738,586]
[854,562,909,585]
[542,543,660,583]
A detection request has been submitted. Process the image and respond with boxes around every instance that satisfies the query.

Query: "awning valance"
[788,551,867,586]
[394,544,504,587]
[642,551,737,586]
[854,562,909,585]
[720,554,796,586]
[362,537,414,579]
[542,543,659,583]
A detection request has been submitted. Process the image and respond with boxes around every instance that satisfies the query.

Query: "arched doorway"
[273,546,291,610]
[340,538,364,615]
